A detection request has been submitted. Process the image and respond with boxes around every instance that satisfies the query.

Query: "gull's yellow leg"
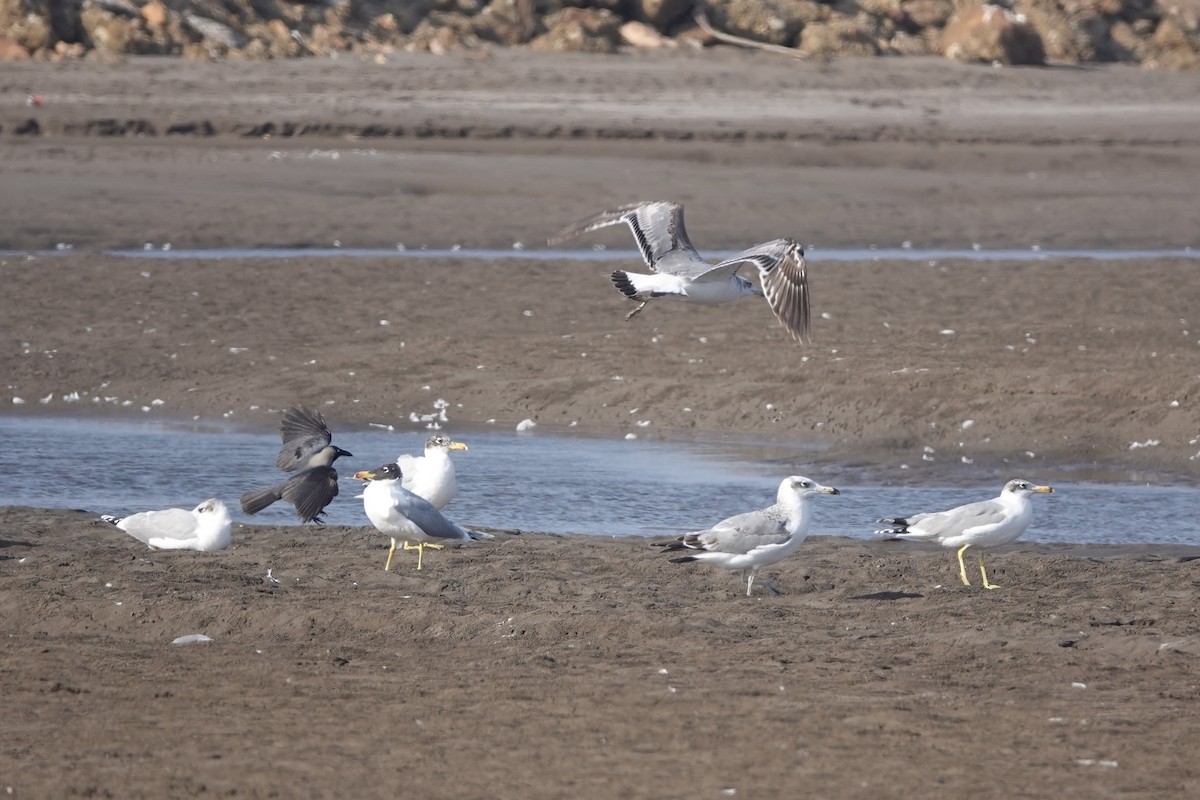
[404,541,444,570]
[956,545,972,586]
[979,553,1000,590]
[384,538,399,571]
[625,301,648,321]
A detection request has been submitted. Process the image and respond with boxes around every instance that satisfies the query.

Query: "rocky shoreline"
[1,0,1198,69]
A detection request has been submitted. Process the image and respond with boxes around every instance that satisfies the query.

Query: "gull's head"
[780,475,839,502]
[194,498,229,516]
[427,433,468,453]
[354,463,402,482]
[1003,479,1054,496]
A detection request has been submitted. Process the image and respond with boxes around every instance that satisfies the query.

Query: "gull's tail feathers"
[874,517,911,538]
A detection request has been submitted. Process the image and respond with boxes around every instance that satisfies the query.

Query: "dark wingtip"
[610,270,638,299]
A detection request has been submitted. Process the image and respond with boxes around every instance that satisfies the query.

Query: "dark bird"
[548,200,811,341]
[240,405,352,523]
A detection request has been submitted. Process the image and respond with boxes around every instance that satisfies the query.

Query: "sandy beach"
[2,50,1200,797]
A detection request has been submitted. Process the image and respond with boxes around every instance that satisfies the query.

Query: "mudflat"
[2,51,1199,797]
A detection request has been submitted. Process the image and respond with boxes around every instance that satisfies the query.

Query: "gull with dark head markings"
[548,200,811,341]
[102,498,232,552]
[354,462,493,571]
[656,476,839,596]
[397,433,468,510]
[240,404,352,523]
[875,479,1055,589]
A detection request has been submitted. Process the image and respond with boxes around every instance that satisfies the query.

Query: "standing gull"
[240,405,352,523]
[875,479,1055,589]
[656,476,839,596]
[397,434,468,510]
[354,463,493,571]
[548,200,811,341]
[102,498,232,552]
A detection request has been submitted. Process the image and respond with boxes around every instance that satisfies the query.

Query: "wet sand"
[2,51,1200,797]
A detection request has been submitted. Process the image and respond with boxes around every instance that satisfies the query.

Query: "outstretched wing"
[548,201,704,274]
[276,405,334,471]
[281,466,340,523]
[701,238,809,341]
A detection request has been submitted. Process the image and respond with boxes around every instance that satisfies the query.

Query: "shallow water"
[3,246,1199,262]
[1,416,1196,546]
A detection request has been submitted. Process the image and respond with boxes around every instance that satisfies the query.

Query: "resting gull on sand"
[548,200,811,341]
[240,405,352,523]
[876,479,1055,589]
[354,462,493,571]
[397,433,468,510]
[656,476,839,596]
[102,498,232,552]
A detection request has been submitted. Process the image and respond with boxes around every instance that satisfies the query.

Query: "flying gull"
[397,434,468,510]
[354,462,493,571]
[548,200,810,341]
[875,478,1055,589]
[656,476,839,596]
[102,498,232,552]
[241,405,352,523]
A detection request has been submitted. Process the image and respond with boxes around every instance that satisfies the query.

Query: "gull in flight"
[656,476,839,596]
[241,405,352,523]
[397,434,468,510]
[354,462,493,571]
[876,479,1055,589]
[548,200,810,341]
[102,498,232,552]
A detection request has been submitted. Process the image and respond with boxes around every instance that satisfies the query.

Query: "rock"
[141,1,168,30]
[941,3,1045,65]
[706,0,820,46]
[81,7,169,55]
[888,28,936,55]
[183,12,246,51]
[528,7,621,52]
[244,18,305,58]
[406,12,485,53]
[52,39,87,60]
[1147,17,1200,70]
[902,0,954,29]
[799,16,883,57]
[0,32,29,59]
[0,0,53,51]
[1160,0,1200,34]
[629,0,693,31]
[476,0,538,45]
[88,0,140,17]
[1017,4,1105,63]
[620,19,676,47]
